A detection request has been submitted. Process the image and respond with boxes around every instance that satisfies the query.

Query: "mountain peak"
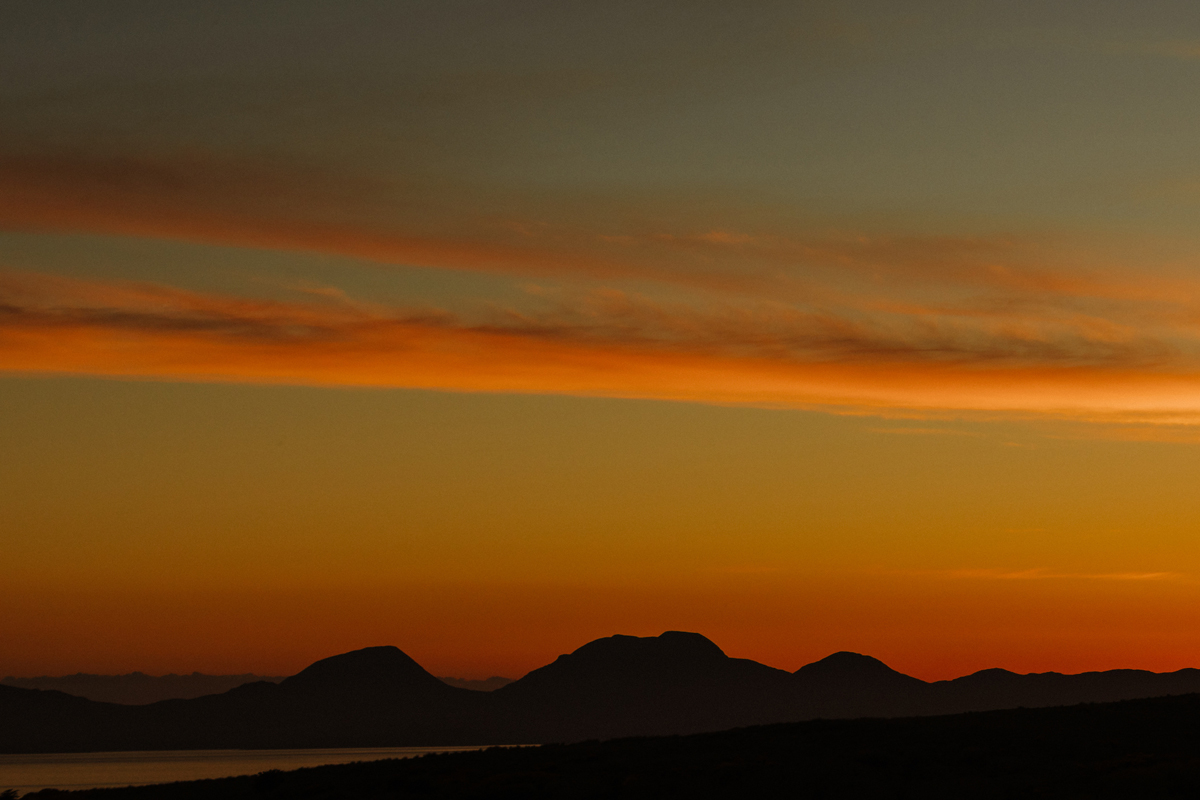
[500,631,731,698]
[573,631,725,659]
[795,652,916,682]
[283,646,446,693]
[659,630,728,655]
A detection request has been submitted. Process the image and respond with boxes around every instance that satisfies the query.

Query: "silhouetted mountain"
[280,646,449,696]
[0,673,282,705]
[794,651,930,718]
[438,676,512,691]
[795,651,917,685]
[0,647,481,753]
[167,647,484,750]
[7,632,1200,754]
[491,632,800,739]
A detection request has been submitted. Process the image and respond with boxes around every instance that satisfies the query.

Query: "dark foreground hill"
[21,693,1200,799]
[6,631,1200,753]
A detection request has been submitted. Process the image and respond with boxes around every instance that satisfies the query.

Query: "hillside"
[19,693,1200,799]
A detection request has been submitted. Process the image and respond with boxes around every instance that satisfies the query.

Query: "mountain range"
[4,631,1200,753]
[0,673,285,706]
[1,673,510,705]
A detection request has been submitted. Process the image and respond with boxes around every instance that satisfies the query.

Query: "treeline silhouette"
[18,693,1200,798]
[5,631,1200,753]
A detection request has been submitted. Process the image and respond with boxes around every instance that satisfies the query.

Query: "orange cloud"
[7,147,1200,423]
[930,568,1184,582]
[5,270,1200,421]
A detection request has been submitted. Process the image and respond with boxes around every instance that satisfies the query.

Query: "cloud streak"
[0,150,659,282]
[941,568,1183,582]
[6,270,1200,421]
[6,147,1192,307]
[7,146,1200,423]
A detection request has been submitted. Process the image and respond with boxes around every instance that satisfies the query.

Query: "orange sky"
[5,1,1200,681]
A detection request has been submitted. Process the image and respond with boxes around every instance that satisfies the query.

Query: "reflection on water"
[0,746,489,793]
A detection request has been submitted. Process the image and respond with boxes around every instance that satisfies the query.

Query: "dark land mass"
[20,693,1200,799]
[6,631,1200,753]
[0,674,284,706]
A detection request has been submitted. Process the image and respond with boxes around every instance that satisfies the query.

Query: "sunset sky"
[5,1,1200,682]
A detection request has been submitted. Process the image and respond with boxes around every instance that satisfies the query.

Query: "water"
[0,746,490,794]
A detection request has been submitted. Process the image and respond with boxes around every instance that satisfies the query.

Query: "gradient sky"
[5,1,1200,682]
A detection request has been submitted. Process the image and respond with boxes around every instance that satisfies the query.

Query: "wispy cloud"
[0,150,658,282]
[5,147,1195,307]
[6,269,1200,422]
[939,568,1182,582]
[8,145,1200,422]
[883,566,1185,582]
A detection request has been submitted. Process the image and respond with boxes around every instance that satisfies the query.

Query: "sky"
[4,0,1200,682]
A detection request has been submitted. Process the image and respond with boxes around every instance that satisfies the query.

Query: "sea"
[0,746,491,794]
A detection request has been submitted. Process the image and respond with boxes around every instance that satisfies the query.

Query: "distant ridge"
[5,631,1200,754]
[0,672,283,705]
[438,676,512,691]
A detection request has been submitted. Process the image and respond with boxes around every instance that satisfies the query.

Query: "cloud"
[0,150,658,282]
[4,147,1187,307]
[6,145,1200,424]
[939,568,1182,582]
[6,269,1200,422]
